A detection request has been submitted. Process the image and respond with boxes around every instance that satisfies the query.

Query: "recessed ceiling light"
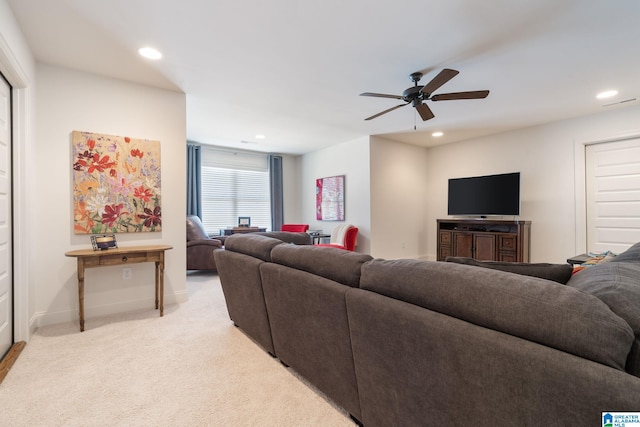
[432,131,444,137]
[138,47,162,60]
[255,134,265,139]
[596,90,618,99]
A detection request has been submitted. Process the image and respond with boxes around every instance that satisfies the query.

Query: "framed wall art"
[316,175,345,221]
[72,130,162,234]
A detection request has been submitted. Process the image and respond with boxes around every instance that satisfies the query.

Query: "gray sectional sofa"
[214,234,640,426]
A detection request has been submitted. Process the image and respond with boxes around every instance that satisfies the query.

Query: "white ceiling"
[8,0,640,155]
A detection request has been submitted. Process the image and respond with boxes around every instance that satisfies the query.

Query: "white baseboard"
[31,290,189,329]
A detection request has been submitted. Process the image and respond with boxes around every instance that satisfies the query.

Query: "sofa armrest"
[187,239,223,249]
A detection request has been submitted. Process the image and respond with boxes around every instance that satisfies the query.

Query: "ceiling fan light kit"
[361,68,489,122]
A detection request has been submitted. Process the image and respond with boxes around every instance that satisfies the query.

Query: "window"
[201,147,272,235]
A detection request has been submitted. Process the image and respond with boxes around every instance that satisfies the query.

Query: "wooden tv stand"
[437,219,531,262]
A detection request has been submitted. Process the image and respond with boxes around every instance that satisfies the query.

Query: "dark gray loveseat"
[214,234,640,426]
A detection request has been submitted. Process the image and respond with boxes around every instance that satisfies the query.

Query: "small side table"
[65,244,173,332]
[311,233,331,244]
[566,254,590,265]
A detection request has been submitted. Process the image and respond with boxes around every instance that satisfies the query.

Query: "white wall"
[34,64,187,328]
[424,104,640,263]
[280,153,303,224]
[369,136,429,259]
[0,0,37,341]
[301,136,371,254]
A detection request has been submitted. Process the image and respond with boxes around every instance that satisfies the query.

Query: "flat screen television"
[447,172,520,217]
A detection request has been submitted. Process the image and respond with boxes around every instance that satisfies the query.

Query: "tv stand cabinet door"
[452,232,473,258]
[474,234,497,261]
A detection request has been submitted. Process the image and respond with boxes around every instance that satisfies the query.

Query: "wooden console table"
[223,227,267,235]
[65,244,173,332]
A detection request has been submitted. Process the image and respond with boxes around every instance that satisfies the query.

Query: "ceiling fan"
[360,68,489,121]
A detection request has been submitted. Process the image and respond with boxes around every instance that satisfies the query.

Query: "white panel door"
[586,138,640,254]
[0,74,11,358]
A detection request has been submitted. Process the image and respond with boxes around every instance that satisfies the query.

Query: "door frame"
[574,130,640,255]
[0,35,31,342]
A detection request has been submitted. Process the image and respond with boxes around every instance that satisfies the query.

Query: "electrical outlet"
[122,267,132,280]
[401,242,405,249]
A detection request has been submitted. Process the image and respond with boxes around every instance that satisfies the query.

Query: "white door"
[0,74,12,357]
[586,138,640,254]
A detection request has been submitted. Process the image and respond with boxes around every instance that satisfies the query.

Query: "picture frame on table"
[90,234,118,251]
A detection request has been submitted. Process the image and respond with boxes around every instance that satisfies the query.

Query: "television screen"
[448,172,520,216]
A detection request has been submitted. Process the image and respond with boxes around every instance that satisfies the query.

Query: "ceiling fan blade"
[420,68,459,95]
[364,103,407,120]
[415,103,435,121]
[431,90,490,101]
[360,92,403,100]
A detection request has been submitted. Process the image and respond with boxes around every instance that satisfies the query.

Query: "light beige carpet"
[0,272,354,427]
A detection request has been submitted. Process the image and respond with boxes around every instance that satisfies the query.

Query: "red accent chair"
[281,224,310,232]
[316,224,358,251]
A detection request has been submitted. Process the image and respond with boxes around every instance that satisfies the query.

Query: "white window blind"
[201,147,271,234]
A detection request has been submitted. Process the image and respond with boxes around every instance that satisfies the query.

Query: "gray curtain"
[269,155,284,231]
[187,143,202,218]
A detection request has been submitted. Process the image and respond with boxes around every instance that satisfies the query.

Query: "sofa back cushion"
[360,259,634,371]
[223,234,284,262]
[270,244,373,288]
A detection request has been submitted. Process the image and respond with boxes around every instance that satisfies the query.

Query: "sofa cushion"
[213,248,275,354]
[270,244,373,288]
[222,234,284,262]
[360,259,634,371]
[260,263,362,419]
[445,257,573,284]
[567,260,640,376]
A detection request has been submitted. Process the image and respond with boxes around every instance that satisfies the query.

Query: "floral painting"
[72,130,162,234]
